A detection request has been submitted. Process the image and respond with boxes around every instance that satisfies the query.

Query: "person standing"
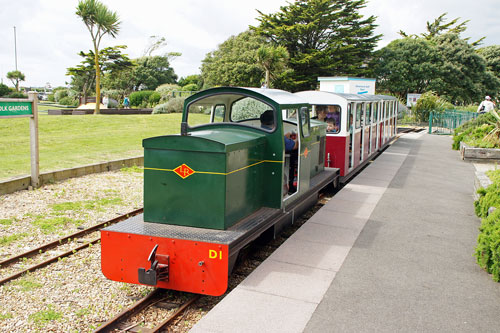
[123,96,130,109]
[477,96,495,114]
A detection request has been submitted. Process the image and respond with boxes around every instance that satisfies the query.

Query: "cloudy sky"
[0,0,498,88]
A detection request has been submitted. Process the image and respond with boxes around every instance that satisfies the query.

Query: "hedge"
[475,169,500,282]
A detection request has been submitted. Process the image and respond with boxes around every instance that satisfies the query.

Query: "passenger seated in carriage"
[326,105,340,134]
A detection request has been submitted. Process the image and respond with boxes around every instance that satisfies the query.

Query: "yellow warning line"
[144,160,282,176]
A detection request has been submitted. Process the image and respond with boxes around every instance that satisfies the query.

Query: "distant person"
[103,95,109,108]
[123,96,130,109]
[260,110,297,152]
[477,96,495,114]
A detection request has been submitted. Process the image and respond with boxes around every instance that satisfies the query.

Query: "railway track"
[0,208,143,286]
[94,288,200,333]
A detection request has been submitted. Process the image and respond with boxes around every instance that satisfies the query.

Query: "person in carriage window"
[326,105,340,133]
[315,106,328,121]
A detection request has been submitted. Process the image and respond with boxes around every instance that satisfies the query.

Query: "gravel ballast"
[0,169,154,332]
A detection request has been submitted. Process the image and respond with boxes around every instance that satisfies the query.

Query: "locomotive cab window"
[186,93,274,131]
[211,104,225,123]
[231,97,275,131]
[299,107,310,138]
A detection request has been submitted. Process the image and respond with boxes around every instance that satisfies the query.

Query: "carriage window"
[347,103,353,131]
[299,107,310,137]
[373,103,378,122]
[326,105,340,134]
[212,104,225,123]
[365,103,371,125]
[355,103,363,129]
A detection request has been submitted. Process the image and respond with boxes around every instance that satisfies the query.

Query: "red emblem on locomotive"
[173,164,194,179]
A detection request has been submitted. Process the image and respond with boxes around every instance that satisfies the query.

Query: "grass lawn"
[0,113,209,181]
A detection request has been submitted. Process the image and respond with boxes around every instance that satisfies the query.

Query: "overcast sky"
[0,0,499,88]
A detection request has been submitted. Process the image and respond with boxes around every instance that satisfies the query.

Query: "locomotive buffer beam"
[138,244,169,286]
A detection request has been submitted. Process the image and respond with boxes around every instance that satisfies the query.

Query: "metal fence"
[428,109,478,135]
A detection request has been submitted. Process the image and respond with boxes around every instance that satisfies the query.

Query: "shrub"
[181,83,198,92]
[7,92,27,98]
[155,83,180,95]
[163,97,185,113]
[54,89,68,102]
[149,92,161,106]
[129,90,154,107]
[475,170,500,282]
[413,91,453,122]
[452,113,498,150]
[156,84,181,102]
[0,83,10,97]
[152,103,169,114]
[58,96,78,107]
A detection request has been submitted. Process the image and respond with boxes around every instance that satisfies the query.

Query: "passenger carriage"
[294,91,398,181]
[101,87,339,296]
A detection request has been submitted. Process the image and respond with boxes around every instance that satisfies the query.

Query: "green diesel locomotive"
[101,87,339,296]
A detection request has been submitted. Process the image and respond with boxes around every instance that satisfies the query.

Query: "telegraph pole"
[13,26,18,71]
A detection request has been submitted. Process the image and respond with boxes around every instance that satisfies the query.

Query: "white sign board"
[407,93,422,107]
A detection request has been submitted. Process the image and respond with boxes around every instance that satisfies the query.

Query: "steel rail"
[151,295,200,332]
[0,237,100,286]
[93,288,163,333]
[0,208,143,268]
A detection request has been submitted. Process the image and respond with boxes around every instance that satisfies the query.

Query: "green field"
[0,113,209,181]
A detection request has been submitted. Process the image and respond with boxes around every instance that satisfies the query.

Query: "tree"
[67,45,133,102]
[7,70,25,92]
[201,30,266,88]
[477,45,500,79]
[143,35,181,60]
[178,75,202,90]
[131,56,178,91]
[253,0,380,91]
[256,45,289,88]
[76,0,120,114]
[431,33,499,103]
[372,38,442,98]
[399,13,485,46]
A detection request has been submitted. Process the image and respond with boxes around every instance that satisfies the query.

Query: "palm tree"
[256,45,289,88]
[76,0,120,114]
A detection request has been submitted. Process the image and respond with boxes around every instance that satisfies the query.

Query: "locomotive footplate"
[101,169,338,296]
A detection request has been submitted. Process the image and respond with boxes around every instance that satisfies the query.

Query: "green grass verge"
[0,113,209,181]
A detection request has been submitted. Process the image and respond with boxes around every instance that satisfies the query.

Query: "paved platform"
[191,132,500,332]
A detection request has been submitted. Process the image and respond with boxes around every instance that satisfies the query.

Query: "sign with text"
[0,94,39,188]
[0,101,33,117]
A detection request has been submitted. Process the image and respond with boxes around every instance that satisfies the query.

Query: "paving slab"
[190,288,317,333]
[306,209,368,231]
[268,238,352,272]
[288,221,361,247]
[322,197,377,218]
[238,259,335,303]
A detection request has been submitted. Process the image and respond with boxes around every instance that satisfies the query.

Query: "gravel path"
[0,168,153,332]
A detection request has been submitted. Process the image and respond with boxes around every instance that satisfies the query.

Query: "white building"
[318,76,376,95]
